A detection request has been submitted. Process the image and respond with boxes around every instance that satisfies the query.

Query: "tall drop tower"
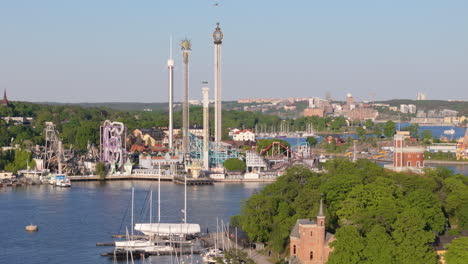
[213,23,223,143]
[181,39,191,155]
[167,39,175,151]
[202,84,210,170]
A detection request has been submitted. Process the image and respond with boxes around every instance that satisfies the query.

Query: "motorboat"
[54,175,71,187]
[444,129,455,135]
[201,248,224,263]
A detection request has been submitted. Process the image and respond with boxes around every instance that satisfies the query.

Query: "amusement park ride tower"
[181,39,191,155]
[167,39,175,151]
[213,23,223,144]
[202,84,210,170]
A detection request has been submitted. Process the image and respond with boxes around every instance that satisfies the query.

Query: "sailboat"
[134,170,201,238]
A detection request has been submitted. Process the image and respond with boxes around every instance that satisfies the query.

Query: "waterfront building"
[385,134,424,173]
[347,108,378,121]
[289,199,334,264]
[232,129,255,142]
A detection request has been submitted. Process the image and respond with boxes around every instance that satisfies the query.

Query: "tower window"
[310,231,313,236]
[293,245,296,255]
[310,251,314,260]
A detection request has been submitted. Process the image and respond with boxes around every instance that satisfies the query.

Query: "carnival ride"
[188,133,239,167]
[100,120,127,169]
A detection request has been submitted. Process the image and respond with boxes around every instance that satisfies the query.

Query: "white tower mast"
[168,37,175,151]
[202,84,210,170]
[213,23,224,144]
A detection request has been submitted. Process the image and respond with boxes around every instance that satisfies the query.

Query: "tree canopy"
[234,159,467,263]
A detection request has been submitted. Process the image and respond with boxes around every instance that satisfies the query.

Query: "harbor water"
[0,181,267,264]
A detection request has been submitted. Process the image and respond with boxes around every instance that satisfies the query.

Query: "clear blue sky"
[1,0,467,102]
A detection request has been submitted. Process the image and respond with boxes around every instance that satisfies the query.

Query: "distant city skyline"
[1,0,467,102]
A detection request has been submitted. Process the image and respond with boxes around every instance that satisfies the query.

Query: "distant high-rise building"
[417,92,426,100]
[400,104,409,114]
[1,89,9,107]
[408,104,417,114]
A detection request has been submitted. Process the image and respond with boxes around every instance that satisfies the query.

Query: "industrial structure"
[213,23,223,143]
[181,39,191,155]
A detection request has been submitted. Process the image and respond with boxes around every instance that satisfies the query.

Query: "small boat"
[53,175,71,187]
[319,154,328,163]
[201,248,224,263]
[444,129,455,135]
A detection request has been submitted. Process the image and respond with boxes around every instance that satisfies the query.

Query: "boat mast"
[150,190,153,225]
[184,174,187,224]
[158,164,161,222]
[131,187,134,239]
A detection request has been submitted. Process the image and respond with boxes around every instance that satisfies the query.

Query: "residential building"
[232,129,255,142]
[400,104,409,114]
[408,104,417,114]
[347,108,378,121]
[303,108,324,118]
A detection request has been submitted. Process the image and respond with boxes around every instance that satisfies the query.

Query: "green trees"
[384,120,396,138]
[392,208,437,264]
[4,149,35,173]
[328,226,365,264]
[305,136,318,147]
[224,158,246,172]
[330,116,347,131]
[356,127,366,139]
[95,162,108,180]
[235,159,465,261]
[444,237,468,264]
[404,123,420,138]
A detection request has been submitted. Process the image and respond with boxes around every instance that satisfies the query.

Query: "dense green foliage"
[306,136,318,147]
[224,158,246,172]
[95,162,108,180]
[384,120,396,138]
[215,249,255,264]
[425,151,458,161]
[444,237,468,264]
[235,160,468,263]
[1,149,35,173]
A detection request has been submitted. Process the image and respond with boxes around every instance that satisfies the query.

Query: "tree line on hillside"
[1,102,382,151]
[233,159,468,264]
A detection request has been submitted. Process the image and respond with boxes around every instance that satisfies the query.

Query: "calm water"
[0,181,267,264]
[277,124,467,147]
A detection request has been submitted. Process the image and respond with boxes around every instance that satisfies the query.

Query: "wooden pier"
[173,177,214,185]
